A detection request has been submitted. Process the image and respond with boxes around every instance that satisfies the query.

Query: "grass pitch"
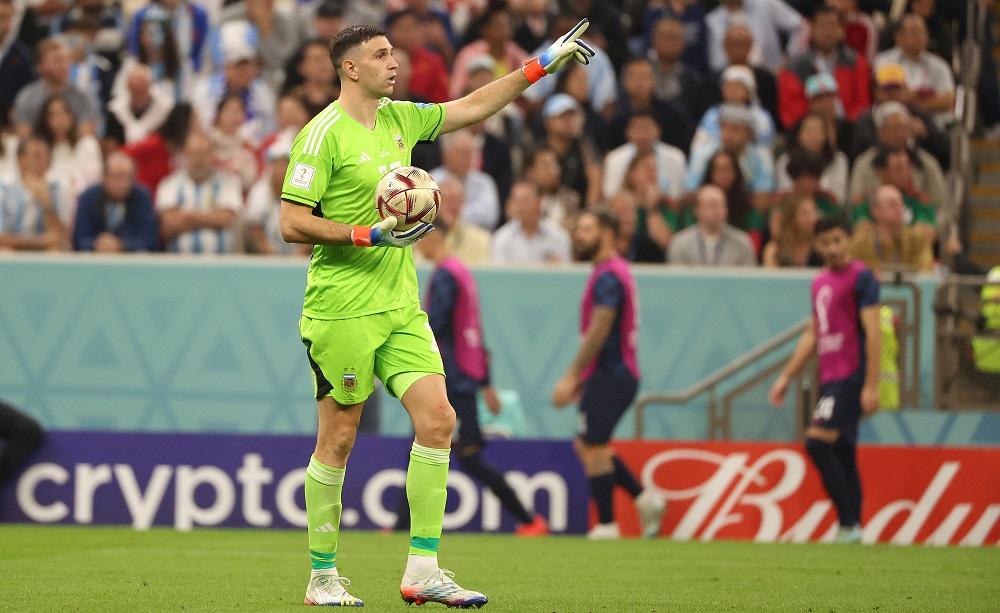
[0,525,997,612]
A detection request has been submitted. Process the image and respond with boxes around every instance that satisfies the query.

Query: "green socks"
[305,455,345,570]
[406,443,451,557]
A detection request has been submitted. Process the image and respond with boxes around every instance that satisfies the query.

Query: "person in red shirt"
[778,5,871,130]
[386,8,449,103]
[121,102,198,195]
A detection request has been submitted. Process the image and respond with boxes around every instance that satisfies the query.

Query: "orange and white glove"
[521,18,596,84]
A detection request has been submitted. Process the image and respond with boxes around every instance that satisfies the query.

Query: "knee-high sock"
[612,455,643,499]
[835,439,863,525]
[805,438,857,527]
[407,443,451,557]
[588,472,615,524]
[460,451,533,524]
[305,456,345,570]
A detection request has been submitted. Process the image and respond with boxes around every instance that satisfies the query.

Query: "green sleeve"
[281,125,334,208]
[910,200,937,226]
[392,100,446,145]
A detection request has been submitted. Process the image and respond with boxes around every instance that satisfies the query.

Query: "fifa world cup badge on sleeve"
[290,163,316,189]
[342,370,357,392]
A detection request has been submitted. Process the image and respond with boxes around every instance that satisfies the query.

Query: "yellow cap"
[876,63,906,86]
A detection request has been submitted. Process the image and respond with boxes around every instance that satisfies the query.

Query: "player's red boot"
[515,515,549,537]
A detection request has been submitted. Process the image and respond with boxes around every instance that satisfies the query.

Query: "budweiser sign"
[611,442,1000,546]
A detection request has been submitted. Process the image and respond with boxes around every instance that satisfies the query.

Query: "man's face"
[225,59,259,90]
[724,26,753,65]
[126,70,153,103]
[40,45,71,83]
[720,121,751,153]
[438,179,464,225]
[792,173,821,196]
[389,14,421,51]
[103,158,134,201]
[721,80,751,104]
[652,19,684,62]
[876,82,907,103]
[897,16,928,56]
[442,136,474,176]
[315,15,345,42]
[545,109,583,139]
[301,43,335,83]
[609,193,637,238]
[811,13,843,52]
[696,188,727,231]
[572,213,603,261]
[873,188,906,226]
[345,36,398,97]
[880,151,913,189]
[622,61,654,101]
[626,117,659,151]
[815,227,850,269]
[184,136,215,181]
[529,150,561,190]
[878,113,911,149]
[482,11,512,46]
[808,93,838,118]
[18,141,51,176]
[508,183,540,226]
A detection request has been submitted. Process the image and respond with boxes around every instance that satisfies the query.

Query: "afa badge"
[342,371,357,392]
[394,133,406,151]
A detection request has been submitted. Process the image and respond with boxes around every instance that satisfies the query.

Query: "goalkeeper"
[279,19,595,609]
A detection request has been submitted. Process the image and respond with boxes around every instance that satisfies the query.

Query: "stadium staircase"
[966,3,1000,271]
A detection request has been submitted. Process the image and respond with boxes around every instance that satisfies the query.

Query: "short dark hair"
[386,8,418,30]
[316,0,343,19]
[329,24,386,70]
[584,208,620,237]
[16,134,48,157]
[812,5,842,23]
[873,146,920,171]
[786,149,826,180]
[814,214,852,237]
[627,110,660,128]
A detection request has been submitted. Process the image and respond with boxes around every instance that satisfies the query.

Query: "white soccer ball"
[375,166,441,231]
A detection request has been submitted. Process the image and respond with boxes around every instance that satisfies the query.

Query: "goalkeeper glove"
[521,18,596,84]
[351,216,433,247]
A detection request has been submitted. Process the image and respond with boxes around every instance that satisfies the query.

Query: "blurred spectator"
[606,57,692,155]
[782,149,842,217]
[431,130,500,232]
[850,184,933,272]
[284,39,337,117]
[776,112,849,204]
[904,0,953,66]
[220,0,302,92]
[492,180,571,265]
[72,152,158,252]
[0,0,36,130]
[246,137,305,255]
[686,104,774,208]
[126,0,210,74]
[522,11,617,120]
[156,132,242,254]
[123,102,198,195]
[509,0,549,55]
[462,55,525,158]
[437,175,492,266]
[35,93,101,201]
[646,16,704,119]
[700,20,780,129]
[874,13,954,126]
[404,0,456,62]
[387,9,449,103]
[0,136,71,251]
[555,62,608,152]
[258,93,310,166]
[563,0,629,68]
[463,110,514,208]
[800,73,854,157]
[114,7,191,102]
[852,63,948,165]
[525,146,581,229]
[450,4,527,99]
[12,37,99,138]
[826,0,877,63]
[608,189,666,263]
[705,0,806,73]
[191,36,276,146]
[852,148,937,241]
[643,0,709,73]
[50,0,124,57]
[668,185,756,266]
[211,95,260,191]
[541,93,602,207]
[693,65,775,150]
[61,11,114,110]
[623,150,684,256]
[778,5,870,130]
[700,149,759,240]
[297,0,346,42]
[105,64,175,149]
[762,195,822,267]
[603,111,686,202]
[849,102,948,214]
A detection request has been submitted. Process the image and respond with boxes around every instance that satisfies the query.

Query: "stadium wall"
[2,255,977,443]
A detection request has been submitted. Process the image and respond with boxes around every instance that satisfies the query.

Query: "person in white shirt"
[156,132,243,254]
[603,111,686,202]
[874,13,955,126]
[668,184,756,266]
[246,136,305,256]
[34,93,102,204]
[0,136,72,251]
[106,64,175,147]
[430,130,500,232]
[492,181,571,265]
[705,0,807,72]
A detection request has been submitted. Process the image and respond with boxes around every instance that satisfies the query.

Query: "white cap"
[542,93,581,119]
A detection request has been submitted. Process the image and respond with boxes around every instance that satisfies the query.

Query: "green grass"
[0,526,997,612]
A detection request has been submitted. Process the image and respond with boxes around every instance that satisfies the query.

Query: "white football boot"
[635,489,667,538]
[400,568,488,608]
[586,522,621,540]
[304,571,364,607]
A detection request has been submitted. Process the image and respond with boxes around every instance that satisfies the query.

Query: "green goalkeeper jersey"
[281,98,446,319]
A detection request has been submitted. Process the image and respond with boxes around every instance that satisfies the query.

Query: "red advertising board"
[611,442,1000,545]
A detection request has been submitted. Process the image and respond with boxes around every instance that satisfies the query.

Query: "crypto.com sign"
[612,441,1000,546]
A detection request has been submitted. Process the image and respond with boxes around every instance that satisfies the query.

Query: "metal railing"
[633,275,924,439]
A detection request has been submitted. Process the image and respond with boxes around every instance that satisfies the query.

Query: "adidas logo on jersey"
[315,522,336,533]
[358,152,372,164]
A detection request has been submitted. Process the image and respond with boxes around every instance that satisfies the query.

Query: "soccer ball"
[375,166,441,231]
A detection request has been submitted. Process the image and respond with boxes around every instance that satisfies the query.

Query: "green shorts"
[299,303,445,405]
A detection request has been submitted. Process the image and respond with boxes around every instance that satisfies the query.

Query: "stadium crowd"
[0,0,995,274]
